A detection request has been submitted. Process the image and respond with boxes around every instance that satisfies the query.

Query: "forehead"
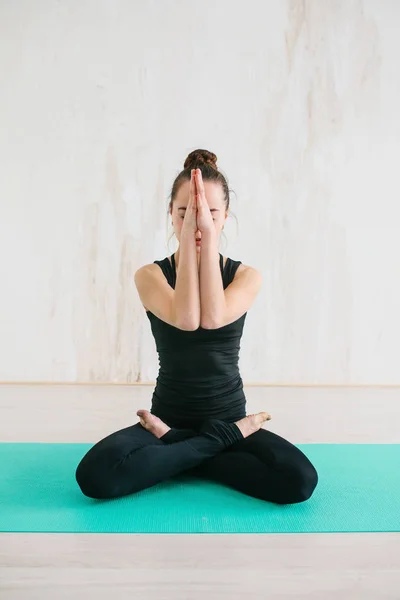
[175,180,225,208]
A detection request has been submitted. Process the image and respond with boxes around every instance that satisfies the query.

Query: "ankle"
[154,424,171,439]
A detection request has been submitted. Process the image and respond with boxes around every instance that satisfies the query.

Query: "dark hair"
[167,149,237,252]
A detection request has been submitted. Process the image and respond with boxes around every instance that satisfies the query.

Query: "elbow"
[173,305,200,331]
[178,321,200,331]
[200,319,220,330]
[176,313,201,331]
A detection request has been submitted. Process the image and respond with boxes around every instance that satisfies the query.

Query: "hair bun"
[184,149,218,171]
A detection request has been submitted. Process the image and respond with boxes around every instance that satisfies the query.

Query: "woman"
[75,149,319,504]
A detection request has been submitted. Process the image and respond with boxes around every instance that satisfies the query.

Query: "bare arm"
[174,230,200,330]
[199,229,224,329]
[134,235,199,331]
[135,170,200,331]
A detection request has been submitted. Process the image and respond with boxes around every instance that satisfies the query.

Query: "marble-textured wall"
[1,0,399,384]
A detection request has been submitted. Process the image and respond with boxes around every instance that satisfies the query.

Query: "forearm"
[199,230,226,329]
[174,230,201,330]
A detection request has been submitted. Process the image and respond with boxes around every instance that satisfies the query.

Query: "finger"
[192,170,198,209]
[195,172,205,211]
[193,169,199,203]
[191,170,198,214]
[194,170,201,208]
[188,169,193,204]
[195,169,205,198]
[189,170,196,208]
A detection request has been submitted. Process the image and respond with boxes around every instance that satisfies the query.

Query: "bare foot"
[234,412,272,438]
[137,409,171,439]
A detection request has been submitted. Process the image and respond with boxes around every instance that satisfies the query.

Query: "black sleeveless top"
[146,252,247,429]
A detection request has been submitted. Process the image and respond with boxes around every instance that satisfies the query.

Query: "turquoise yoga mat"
[1,443,399,534]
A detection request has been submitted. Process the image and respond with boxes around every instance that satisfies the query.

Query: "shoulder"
[135,260,164,275]
[135,263,151,280]
[231,260,261,282]
[227,260,262,298]
[134,261,166,288]
[134,261,168,314]
[231,265,263,301]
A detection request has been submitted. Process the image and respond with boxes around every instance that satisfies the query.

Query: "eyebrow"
[178,206,220,212]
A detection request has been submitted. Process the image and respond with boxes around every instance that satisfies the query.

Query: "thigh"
[193,427,304,474]
[227,428,315,472]
[79,422,163,465]
[192,428,318,501]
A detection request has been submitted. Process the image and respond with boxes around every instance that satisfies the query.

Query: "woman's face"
[170,179,227,249]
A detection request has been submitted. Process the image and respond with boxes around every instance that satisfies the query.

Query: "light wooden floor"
[1,384,400,599]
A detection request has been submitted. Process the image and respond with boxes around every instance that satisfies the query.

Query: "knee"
[292,463,319,503]
[75,458,99,499]
[75,455,114,500]
[273,463,318,505]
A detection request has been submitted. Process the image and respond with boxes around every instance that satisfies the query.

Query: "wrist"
[200,229,218,241]
[180,228,196,240]
[201,229,218,243]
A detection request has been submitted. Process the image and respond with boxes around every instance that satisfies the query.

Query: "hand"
[194,169,214,234]
[181,169,198,234]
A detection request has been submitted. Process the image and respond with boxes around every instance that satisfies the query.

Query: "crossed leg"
[75,416,318,505]
[75,418,243,499]
[165,426,319,505]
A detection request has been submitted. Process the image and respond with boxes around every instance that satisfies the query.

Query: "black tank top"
[146,252,247,429]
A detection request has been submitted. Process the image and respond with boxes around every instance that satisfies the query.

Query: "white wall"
[1,0,399,384]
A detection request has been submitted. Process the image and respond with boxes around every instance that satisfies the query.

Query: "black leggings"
[75,418,319,505]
